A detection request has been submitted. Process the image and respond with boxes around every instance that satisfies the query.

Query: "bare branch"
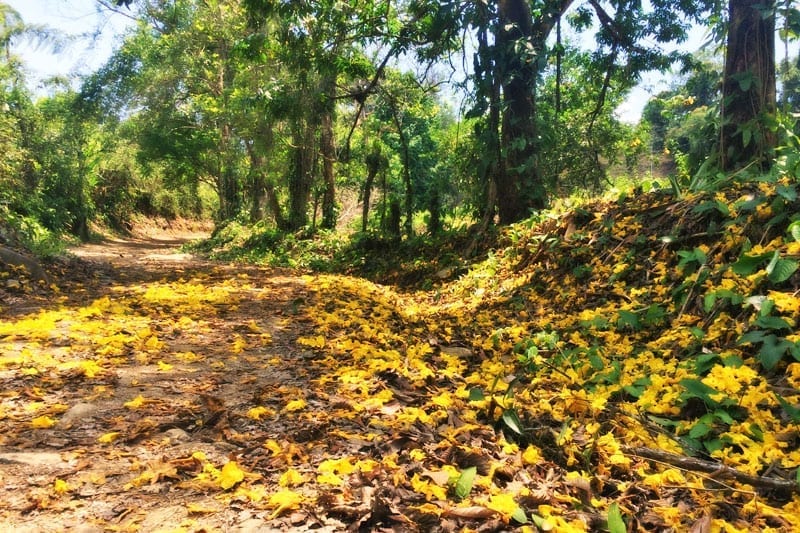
[93,0,140,23]
[624,446,799,494]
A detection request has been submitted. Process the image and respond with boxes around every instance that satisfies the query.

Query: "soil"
[0,228,341,532]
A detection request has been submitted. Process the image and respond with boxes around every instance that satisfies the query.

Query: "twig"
[623,446,798,493]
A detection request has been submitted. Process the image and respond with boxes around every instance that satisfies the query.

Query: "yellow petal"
[247,406,273,420]
[297,335,325,348]
[279,468,305,487]
[98,432,121,444]
[264,439,282,455]
[485,493,521,520]
[285,398,307,412]
[53,479,70,495]
[31,415,56,428]
[186,503,217,514]
[124,395,146,409]
[218,461,245,490]
[522,445,542,465]
[268,489,304,519]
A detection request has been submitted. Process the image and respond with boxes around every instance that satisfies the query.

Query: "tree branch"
[341,47,395,159]
[94,0,140,23]
[624,446,799,494]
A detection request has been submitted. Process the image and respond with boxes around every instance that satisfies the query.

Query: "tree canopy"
[1,0,795,239]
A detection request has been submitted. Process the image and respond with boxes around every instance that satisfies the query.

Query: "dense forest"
[0,0,795,249]
[2,0,800,531]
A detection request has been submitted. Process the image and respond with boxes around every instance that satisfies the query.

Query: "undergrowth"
[284,175,800,529]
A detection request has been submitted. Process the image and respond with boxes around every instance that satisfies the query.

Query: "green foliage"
[607,503,626,533]
[0,203,66,257]
[452,466,476,500]
[537,46,642,196]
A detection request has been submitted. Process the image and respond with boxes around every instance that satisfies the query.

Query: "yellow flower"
[484,493,522,521]
[217,461,246,490]
[267,489,304,519]
[767,291,800,316]
[53,479,70,495]
[284,398,307,412]
[31,415,56,429]
[279,468,305,487]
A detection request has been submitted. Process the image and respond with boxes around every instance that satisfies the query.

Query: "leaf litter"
[1,182,800,531]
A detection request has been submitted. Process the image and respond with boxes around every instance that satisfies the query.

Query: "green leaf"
[648,415,680,428]
[777,184,797,202]
[690,327,706,340]
[713,409,735,425]
[775,394,800,423]
[790,342,800,362]
[623,384,644,398]
[510,505,528,524]
[531,514,553,531]
[703,438,724,454]
[689,421,712,439]
[616,310,640,330]
[788,220,800,242]
[742,127,752,148]
[768,258,798,284]
[760,297,776,317]
[754,315,792,331]
[747,423,764,442]
[588,350,604,371]
[643,304,667,326]
[758,336,791,370]
[738,330,767,345]
[694,247,707,264]
[722,354,744,367]
[703,293,717,313]
[732,252,770,276]
[765,251,780,276]
[501,409,524,436]
[679,378,719,405]
[468,388,485,402]
[453,466,476,500]
[607,503,626,533]
[695,352,721,375]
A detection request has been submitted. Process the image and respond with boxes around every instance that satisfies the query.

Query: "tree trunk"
[244,141,287,229]
[362,146,382,233]
[427,190,441,234]
[218,123,241,221]
[495,0,545,223]
[473,0,501,225]
[386,197,401,241]
[320,77,337,230]
[720,0,776,171]
[390,109,413,239]
[287,120,316,230]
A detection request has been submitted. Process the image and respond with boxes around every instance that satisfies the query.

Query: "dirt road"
[0,232,337,532]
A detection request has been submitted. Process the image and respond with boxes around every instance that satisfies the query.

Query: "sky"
[5,0,134,93]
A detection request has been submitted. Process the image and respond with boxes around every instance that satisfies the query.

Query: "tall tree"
[719,0,777,171]
[450,0,714,223]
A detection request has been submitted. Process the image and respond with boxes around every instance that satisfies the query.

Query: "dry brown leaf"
[689,512,712,533]
[442,505,497,519]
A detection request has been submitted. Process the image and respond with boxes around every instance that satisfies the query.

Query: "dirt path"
[0,233,336,532]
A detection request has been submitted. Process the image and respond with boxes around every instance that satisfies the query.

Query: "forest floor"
[0,228,342,531]
[3,183,800,532]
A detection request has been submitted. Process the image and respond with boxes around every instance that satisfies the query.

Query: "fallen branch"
[624,446,798,493]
